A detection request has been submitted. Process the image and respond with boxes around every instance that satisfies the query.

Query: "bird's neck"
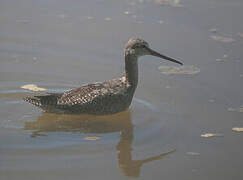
[124,53,138,90]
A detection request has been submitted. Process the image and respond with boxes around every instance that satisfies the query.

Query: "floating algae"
[215,59,225,62]
[21,84,47,91]
[57,14,69,19]
[155,0,183,7]
[215,54,228,63]
[86,16,94,20]
[227,106,243,113]
[124,11,131,15]
[104,17,112,21]
[210,35,235,43]
[209,28,218,33]
[208,99,215,103]
[186,152,200,156]
[158,65,200,75]
[223,54,228,58]
[16,18,31,24]
[238,33,243,38]
[232,127,243,132]
[201,133,223,138]
[84,136,101,141]
[239,107,243,113]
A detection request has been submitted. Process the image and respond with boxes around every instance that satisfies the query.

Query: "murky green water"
[0,0,243,179]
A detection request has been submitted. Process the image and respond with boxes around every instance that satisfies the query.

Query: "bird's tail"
[24,96,42,107]
[24,93,61,107]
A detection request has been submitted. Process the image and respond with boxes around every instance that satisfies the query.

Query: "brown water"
[0,0,243,179]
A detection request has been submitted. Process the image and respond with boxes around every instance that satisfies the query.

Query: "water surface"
[0,0,243,179]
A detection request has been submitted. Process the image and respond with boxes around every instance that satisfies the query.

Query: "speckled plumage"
[24,38,182,114]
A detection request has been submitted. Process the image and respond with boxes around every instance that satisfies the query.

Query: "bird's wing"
[57,82,110,106]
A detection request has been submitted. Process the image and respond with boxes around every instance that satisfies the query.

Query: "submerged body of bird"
[24,38,183,114]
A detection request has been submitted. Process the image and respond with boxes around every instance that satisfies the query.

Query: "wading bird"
[24,38,183,114]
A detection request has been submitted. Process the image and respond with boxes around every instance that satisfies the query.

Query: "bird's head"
[125,38,183,65]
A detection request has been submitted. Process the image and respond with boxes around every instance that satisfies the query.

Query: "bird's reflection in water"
[24,110,175,177]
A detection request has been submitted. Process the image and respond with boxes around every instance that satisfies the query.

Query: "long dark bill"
[147,47,183,65]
